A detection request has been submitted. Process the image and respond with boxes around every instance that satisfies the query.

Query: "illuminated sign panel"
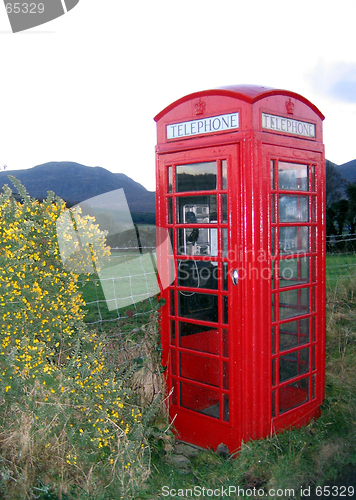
[166,112,239,139]
[262,113,315,138]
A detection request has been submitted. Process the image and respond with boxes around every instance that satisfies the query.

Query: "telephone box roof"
[154,84,325,121]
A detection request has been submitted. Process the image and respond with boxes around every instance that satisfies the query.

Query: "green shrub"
[0,178,165,499]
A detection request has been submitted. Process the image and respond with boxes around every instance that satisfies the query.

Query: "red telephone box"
[154,85,326,452]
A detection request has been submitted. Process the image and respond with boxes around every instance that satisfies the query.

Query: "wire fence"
[79,246,159,334]
[326,233,356,251]
[326,234,356,284]
[80,235,356,333]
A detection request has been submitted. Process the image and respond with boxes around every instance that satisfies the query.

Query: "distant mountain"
[0,162,155,223]
[337,159,356,184]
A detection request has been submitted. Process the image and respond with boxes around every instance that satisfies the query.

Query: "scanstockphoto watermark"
[161,485,356,498]
[161,485,297,498]
[176,244,306,265]
[178,261,297,284]
[54,188,301,310]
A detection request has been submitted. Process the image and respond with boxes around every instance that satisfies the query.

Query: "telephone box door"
[266,144,326,424]
[157,144,241,450]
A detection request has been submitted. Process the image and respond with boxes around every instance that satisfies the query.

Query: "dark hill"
[0,162,155,221]
[337,159,356,184]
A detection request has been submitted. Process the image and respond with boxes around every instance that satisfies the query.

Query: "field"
[326,253,356,283]
[141,254,356,499]
[1,243,356,499]
[79,249,158,327]
[71,252,356,499]
[80,252,356,324]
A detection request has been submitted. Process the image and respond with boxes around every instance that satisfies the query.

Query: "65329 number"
[315,486,355,497]
[5,3,44,14]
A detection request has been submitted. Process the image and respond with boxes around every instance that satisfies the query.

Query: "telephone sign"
[167,112,239,139]
[262,113,316,138]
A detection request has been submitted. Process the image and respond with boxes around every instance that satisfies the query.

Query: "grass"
[136,257,356,499]
[76,252,356,498]
[2,253,355,499]
[326,252,356,283]
[78,249,159,331]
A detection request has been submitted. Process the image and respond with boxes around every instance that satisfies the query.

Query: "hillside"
[0,162,155,222]
[338,159,356,183]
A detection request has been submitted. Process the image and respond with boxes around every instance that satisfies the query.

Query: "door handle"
[232,269,239,285]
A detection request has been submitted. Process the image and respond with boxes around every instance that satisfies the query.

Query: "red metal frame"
[155,85,325,453]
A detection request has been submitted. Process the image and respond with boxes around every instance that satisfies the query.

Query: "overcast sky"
[0,0,356,191]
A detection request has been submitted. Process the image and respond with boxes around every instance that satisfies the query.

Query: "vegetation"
[326,160,356,240]
[0,179,167,499]
[140,266,356,499]
[0,177,355,498]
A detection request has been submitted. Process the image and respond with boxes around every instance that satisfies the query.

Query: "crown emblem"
[286,98,295,115]
[195,98,206,115]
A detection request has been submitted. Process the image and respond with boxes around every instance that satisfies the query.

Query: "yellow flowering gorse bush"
[0,178,157,498]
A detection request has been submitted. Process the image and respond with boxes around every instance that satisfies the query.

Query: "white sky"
[0,0,356,191]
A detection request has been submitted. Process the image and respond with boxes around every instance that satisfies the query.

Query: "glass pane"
[180,352,219,387]
[177,228,218,256]
[176,195,217,224]
[312,226,317,253]
[223,394,229,422]
[272,227,276,256]
[171,349,176,375]
[279,195,309,222]
[279,318,310,351]
[221,194,227,223]
[171,379,177,405]
[271,160,275,190]
[312,345,316,371]
[312,315,316,342]
[271,194,276,223]
[176,162,217,192]
[221,160,227,190]
[311,287,317,312]
[279,347,309,382]
[168,197,173,224]
[170,290,175,316]
[279,378,309,413]
[166,259,175,287]
[272,390,277,417]
[278,162,308,191]
[279,288,309,320]
[169,228,173,255]
[170,320,175,344]
[222,228,228,258]
[222,328,229,357]
[223,295,228,324]
[272,260,276,290]
[223,262,228,291]
[312,374,316,399]
[310,165,316,192]
[279,257,309,287]
[311,256,317,282]
[168,166,173,193]
[272,358,277,386]
[178,260,218,290]
[311,196,317,222]
[223,362,229,390]
[180,381,219,418]
[178,292,218,322]
[272,293,276,322]
[279,226,309,254]
[272,326,276,354]
[179,322,219,354]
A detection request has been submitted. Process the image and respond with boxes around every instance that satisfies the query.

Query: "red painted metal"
[155,85,325,453]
